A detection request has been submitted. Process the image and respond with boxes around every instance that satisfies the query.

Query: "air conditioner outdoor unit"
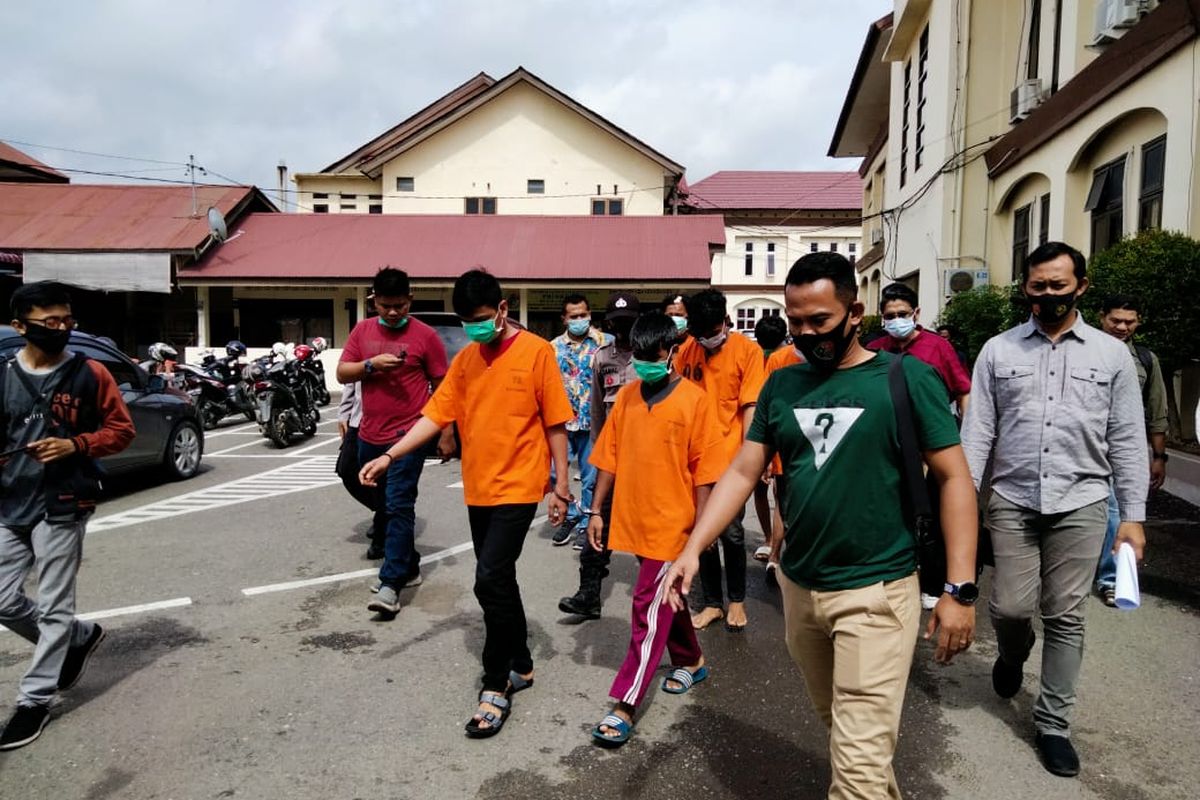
[943,269,989,296]
[1009,78,1044,123]
[870,227,885,246]
[1090,0,1145,46]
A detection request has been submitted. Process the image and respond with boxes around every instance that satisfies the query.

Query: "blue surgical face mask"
[669,315,688,333]
[566,318,591,337]
[883,317,916,339]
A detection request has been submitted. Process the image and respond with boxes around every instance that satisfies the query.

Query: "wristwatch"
[363,358,374,375]
[1152,451,1169,462]
[943,581,980,606]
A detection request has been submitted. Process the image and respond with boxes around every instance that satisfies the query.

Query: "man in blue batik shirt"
[550,293,612,549]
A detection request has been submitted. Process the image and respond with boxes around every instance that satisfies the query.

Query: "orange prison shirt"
[422,331,574,506]
[673,330,765,468]
[764,346,804,475]
[589,379,725,562]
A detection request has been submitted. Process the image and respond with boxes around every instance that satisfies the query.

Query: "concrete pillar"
[196,286,209,348]
[356,286,368,324]
[518,287,529,327]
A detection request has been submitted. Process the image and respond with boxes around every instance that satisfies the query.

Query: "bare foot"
[726,602,748,629]
[663,659,706,692]
[691,607,724,630]
[596,702,634,739]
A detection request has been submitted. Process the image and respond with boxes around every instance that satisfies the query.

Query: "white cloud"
[0,0,890,191]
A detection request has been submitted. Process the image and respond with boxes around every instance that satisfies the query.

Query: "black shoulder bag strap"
[1133,345,1154,402]
[888,354,932,534]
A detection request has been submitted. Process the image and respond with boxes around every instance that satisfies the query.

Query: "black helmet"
[225,340,247,357]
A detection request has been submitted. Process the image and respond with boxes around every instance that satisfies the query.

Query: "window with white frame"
[766,242,776,277]
[736,307,756,331]
[744,242,754,276]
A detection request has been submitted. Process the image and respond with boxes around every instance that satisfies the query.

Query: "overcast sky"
[2,0,889,205]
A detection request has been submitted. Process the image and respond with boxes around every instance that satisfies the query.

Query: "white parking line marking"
[2,597,192,634]
[88,456,342,533]
[206,437,270,456]
[203,421,261,438]
[242,541,477,596]
[447,480,464,488]
[285,436,341,456]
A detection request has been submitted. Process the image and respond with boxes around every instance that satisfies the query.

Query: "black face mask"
[1027,290,1078,325]
[21,322,70,356]
[794,312,857,373]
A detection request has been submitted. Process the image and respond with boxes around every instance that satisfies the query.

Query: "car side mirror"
[147,374,167,393]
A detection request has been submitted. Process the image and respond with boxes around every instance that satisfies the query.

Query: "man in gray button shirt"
[961,241,1148,779]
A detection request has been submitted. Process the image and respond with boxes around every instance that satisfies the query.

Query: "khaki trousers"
[781,572,921,800]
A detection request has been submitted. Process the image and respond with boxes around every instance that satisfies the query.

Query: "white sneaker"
[920,592,939,610]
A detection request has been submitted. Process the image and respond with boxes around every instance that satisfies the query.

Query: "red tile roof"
[0,184,275,251]
[184,213,725,282]
[686,171,862,211]
[0,142,69,183]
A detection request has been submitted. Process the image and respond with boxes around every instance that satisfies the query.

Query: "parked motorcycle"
[172,362,233,430]
[251,357,319,448]
[292,343,331,407]
[204,340,257,422]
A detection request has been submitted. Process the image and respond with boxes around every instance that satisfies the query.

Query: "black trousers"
[468,503,538,692]
[335,427,385,546]
[579,492,613,580]
[699,508,747,607]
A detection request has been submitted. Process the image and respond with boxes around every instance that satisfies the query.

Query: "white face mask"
[697,330,727,351]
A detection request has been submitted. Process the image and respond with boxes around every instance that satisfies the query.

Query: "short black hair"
[630,311,679,361]
[879,282,919,311]
[684,288,727,333]
[372,266,411,297]
[452,268,502,317]
[784,252,857,306]
[561,293,589,314]
[1024,241,1086,284]
[11,280,72,319]
[661,293,688,311]
[935,323,954,334]
[754,314,788,349]
[1101,294,1142,315]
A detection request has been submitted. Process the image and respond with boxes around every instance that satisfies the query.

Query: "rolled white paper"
[1114,541,1140,610]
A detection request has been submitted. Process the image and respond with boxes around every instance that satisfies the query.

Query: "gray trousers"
[986,493,1108,737]
[0,518,94,706]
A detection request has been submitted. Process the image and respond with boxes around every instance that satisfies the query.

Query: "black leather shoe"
[365,545,385,560]
[992,655,1024,699]
[558,590,601,619]
[1035,733,1080,777]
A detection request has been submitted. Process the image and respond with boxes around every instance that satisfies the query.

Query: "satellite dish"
[207,207,228,243]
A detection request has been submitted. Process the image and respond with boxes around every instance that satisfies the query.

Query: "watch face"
[956,582,980,604]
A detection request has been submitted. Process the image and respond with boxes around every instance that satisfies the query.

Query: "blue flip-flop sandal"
[591,713,633,747]
[661,665,709,694]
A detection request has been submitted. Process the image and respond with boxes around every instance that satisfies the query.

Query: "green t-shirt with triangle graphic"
[747,350,960,591]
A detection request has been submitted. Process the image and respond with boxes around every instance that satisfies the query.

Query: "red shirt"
[340,317,448,445]
[867,326,971,399]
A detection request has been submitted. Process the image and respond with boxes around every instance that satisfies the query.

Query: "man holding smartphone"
[337,267,452,616]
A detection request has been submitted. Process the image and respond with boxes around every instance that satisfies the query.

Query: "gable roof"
[184,213,724,283]
[0,141,69,184]
[320,67,686,181]
[0,184,276,252]
[686,171,862,212]
[322,72,497,174]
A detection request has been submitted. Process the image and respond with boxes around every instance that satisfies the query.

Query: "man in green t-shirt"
[664,252,978,799]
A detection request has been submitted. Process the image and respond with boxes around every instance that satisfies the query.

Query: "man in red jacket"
[0,280,135,751]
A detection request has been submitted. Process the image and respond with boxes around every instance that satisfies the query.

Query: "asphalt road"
[1,411,1198,799]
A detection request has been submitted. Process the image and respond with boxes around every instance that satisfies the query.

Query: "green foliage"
[859,314,882,341]
[1081,229,1200,372]
[937,284,1026,363]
